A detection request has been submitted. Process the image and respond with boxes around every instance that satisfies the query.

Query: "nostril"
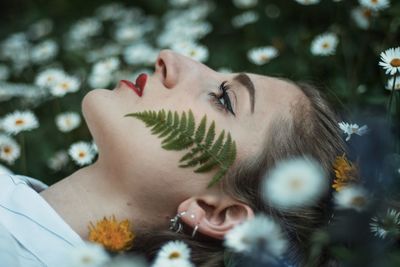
[157,58,167,79]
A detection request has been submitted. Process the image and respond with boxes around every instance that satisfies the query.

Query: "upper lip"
[120,73,147,97]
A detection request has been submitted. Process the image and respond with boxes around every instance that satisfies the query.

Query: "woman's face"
[82,50,304,213]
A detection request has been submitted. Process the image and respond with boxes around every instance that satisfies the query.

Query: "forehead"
[230,73,304,156]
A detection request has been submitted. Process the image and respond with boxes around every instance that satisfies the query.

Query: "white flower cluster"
[35,68,80,97]
[0,134,20,165]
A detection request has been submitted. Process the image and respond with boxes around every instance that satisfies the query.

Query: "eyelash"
[208,81,236,116]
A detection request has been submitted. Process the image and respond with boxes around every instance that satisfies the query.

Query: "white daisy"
[294,0,320,5]
[171,42,209,63]
[0,135,21,165]
[2,110,39,135]
[156,241,191,261]
[370,208,400,239]
[35,68,65,88]
[224,214,287,261]
[351,7,373,30]
[310,32,339,56]
[50,75,80,97]
[67,241,110,267]
[386,76,400,90]
[232,0,258,9]
[379,47,400,75]
[334,185,369,212]
[55,112,81,132]
[0,163,13,175]
[232,11,259,28]
[247,46,279,65]
[338,122,369,141]
[68,141,96,166]
[359,0,390,11]
[31,39,59,64]
[47,150,69,171]
[152,258,194,267]
[69,17,103,40]
[262,157,327,210]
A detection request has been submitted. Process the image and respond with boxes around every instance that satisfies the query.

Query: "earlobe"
[177,196,254,240]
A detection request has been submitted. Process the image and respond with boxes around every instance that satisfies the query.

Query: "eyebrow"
[233,73,255,113]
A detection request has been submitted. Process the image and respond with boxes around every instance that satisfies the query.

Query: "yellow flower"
[332,154,359,191]
[88,215,134,252]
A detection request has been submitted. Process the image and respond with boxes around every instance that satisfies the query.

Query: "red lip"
[120,73,147,97]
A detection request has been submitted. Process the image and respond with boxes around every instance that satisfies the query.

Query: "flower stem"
[388,74,397,114]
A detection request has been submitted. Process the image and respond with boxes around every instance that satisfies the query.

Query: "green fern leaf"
[125,109,237,188]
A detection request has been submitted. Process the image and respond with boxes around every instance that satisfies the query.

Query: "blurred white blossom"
[35,68,65,88]
[27,19,53,40]
[95,3,125,21]
[262,157,327,209]
[171,41,209,62]
[114,25,144,44]
[0,134,21,165]
[55,112,81,132]
[359,0,390,11]
[50,75,80,97]
[338,122,368,141]
[31,39,58,64]
[379,47,400,75]
[351,7,373,30]
[334,185,369,212]
[169,0,198,7]
[92,57,120,75]
[123,43,158,66]
[69,17,103,40]
[67,241,110,267]
[2,110,39,135]
[247,46,279,65]
[310,32,339,56]
[224,214,287,262]
[294,0,320,5]
[68,141,96,166]
[232,0,258,9]
[0,64,10,81]
[232,11,259,28]
[47,150,70,171]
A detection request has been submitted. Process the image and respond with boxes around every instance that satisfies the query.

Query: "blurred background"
[1,1,400,266]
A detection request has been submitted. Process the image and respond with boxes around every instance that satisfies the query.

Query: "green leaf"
[126,109,237,187]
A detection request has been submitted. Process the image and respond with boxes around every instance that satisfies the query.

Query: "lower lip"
[120,74,147,97]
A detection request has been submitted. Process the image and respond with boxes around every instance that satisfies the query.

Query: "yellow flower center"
[371,0,378,4]
[3,146,11,154]
[322,42,330,49]
[390,58,400,67]
[169,251,181,259]
[61,82,70,90]
[289,178,303,190]
[15,119,24,125]
[78,151,86,158]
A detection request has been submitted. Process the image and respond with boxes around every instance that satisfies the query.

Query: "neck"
[39,162,145,240]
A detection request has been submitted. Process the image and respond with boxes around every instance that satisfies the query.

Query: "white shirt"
[0,174,85,267]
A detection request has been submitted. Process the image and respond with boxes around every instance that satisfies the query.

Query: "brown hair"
[131,82,346,267]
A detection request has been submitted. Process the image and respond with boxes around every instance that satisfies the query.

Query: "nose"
[155,49,214,89]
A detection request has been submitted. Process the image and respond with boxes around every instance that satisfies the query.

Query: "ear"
[177,194,254,240]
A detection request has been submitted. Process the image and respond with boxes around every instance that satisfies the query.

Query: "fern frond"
[125,109,237,188]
